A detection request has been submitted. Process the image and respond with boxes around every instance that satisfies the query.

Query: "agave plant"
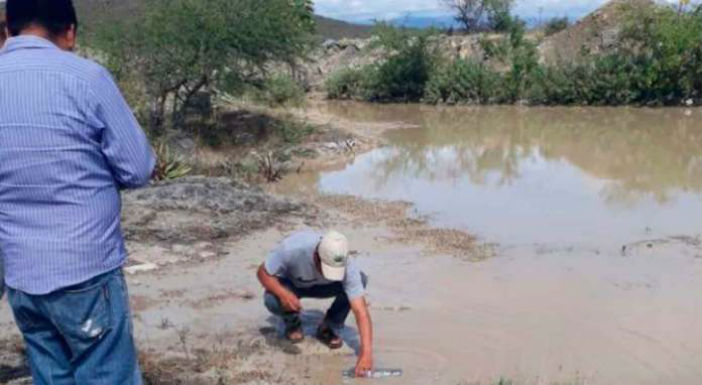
[153,142,192,181]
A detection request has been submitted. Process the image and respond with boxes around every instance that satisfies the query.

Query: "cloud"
[315,0,698,21]
[315,0,445,20]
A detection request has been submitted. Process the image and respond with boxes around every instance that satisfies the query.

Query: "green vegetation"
[424,60,501,104]
[532,3,701,105]
[153,143,192,181]
[326,3,701,106]
[486,0,517,32]
[251,74,306,108]
[443,0,516,32]
[91,0,315,136]
[544,17,569,36]
[271,118,316,145]
[325,68,369,100]
[325,24,440,102]
[364,25,439,102]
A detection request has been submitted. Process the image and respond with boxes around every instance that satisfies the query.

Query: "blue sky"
[314,0,691,23]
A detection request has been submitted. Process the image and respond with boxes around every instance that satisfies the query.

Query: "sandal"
[316,324,343,349]
[285,327,304,344]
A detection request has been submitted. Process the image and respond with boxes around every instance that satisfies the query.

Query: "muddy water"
[289,103,702,384]
[314,103,702,247]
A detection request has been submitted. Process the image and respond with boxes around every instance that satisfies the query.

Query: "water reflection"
[323,103,702,204]
[313,103,702,245]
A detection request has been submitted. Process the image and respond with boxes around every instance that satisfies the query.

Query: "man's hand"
[350,296,374,377]
[355,352,373,377]
[257,264,301,313]
[279,290,302,312]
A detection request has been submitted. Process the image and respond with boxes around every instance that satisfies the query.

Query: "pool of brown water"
[311,103,701,247]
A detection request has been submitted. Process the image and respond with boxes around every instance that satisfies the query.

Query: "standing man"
[0,1,155,384]
[257,230,374,377]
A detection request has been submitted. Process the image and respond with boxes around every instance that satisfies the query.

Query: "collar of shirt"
[2,35,59,54]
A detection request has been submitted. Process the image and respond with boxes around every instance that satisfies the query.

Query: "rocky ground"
[121,176,310,273]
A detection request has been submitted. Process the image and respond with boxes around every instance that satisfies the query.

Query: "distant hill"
[388,15,458,29]
[315,15,373,40]
[72,0,373,40]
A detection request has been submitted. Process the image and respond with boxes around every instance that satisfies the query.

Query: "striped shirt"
[0,35,155,295]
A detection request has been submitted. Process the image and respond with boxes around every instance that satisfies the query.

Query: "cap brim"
[321,263,346,282]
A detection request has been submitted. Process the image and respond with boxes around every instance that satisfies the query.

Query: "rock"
[124,262,159,275]
[171,244,189,254]
[324,142,339,150]
[322,39,339,50]
[198,251,217,259]
[123,177,295,214]
[122,176,308,248]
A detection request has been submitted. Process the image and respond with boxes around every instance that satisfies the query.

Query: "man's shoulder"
[282,230,321,249]
[275,230,320,260]
[345,257,361,278]
[55,52,110,84]
[0,48,109,84]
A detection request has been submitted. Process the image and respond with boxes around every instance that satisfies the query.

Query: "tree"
[544,17,569,36]
[91,0,315,135]
[443,0,515,32]
[364,23,440,102]
[486,0,515,32]
[443,0,487,32]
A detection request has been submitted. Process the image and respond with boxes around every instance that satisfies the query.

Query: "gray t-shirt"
[264,230,365,300]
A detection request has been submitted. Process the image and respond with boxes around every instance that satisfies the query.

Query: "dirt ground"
[0,105,700,385]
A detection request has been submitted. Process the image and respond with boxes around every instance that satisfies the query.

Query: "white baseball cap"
[318,230,349,281]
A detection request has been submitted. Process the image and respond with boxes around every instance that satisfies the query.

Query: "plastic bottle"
[342,368,403,379]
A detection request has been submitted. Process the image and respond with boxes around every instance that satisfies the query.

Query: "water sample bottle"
[342,368,403,379]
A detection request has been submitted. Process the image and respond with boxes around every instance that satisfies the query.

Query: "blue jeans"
[264,273,368,331]
[7,269,142,385]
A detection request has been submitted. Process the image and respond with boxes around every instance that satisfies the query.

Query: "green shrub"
[153,143,192,181]
[544,17,569,36]
[365,49,431,102]
[326,3,700,106]
[500,20,540,103]
[361,25,439,102]
[324,68,366,100]
[618,4,701,104]
[529,55,640,105]
[271,118,316,144]
[326,24,439,102]
[424,59,502,104]
[325,25,439,102]
[253,74,306,107]
[530,5,701,106]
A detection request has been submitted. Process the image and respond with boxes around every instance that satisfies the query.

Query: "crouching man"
[257,230,374,376]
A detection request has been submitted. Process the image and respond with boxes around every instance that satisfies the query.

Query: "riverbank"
[0,102,700,385]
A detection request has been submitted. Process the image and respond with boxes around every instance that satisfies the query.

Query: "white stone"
[125,263,159,275]
[198,251,217,259]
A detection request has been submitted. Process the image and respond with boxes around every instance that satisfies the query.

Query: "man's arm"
[257,264,301,312]
[91,67,155,189]
[350,296,373,377]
